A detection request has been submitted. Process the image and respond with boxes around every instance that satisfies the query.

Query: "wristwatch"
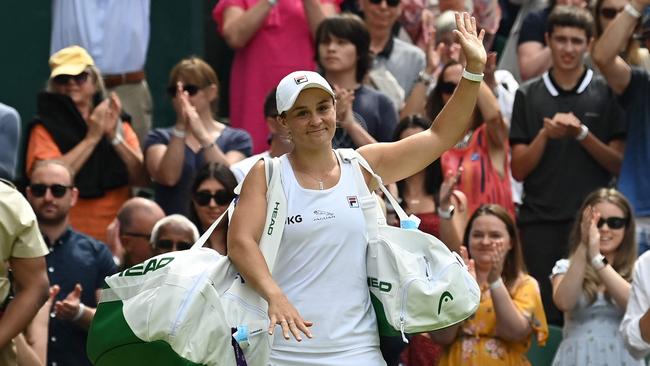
[437,205,455,219]
[591,254,608,270]
[417,70,434,87]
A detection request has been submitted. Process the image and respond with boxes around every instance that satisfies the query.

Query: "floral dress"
[438,274,548,366]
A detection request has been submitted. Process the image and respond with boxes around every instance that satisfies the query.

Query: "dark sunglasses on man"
[29,184,73,198]
[166,84,202,97]
[155,239,193,251]
[193,190,235,206]
[596,216,627,229]
[53,72,89,85]
[368,0,400,7]
[600,7,623,19]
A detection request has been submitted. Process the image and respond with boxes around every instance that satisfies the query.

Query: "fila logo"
[347,196,359,208]
[294,75,308,84]
[286,215,303,225]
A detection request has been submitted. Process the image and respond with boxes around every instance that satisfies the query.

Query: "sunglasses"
[368,0,400,7]
[166,84,201,97]
[596,216,627,229]
[155,239,193,251]
[193,189,235,206]
[600,7,623,19]
[53,72,89,85]
[438,81,457,94]
[29,184,72,198]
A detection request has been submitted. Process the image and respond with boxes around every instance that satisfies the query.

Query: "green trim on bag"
[87,300,203,366]
[370,292,400,337]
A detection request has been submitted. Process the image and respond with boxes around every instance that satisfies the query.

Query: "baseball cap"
[49,45,95,78]
[276,71,335,115]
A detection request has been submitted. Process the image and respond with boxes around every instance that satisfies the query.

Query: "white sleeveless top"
[271,152,379,355]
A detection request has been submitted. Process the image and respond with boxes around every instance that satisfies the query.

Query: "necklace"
[289,153,335,190]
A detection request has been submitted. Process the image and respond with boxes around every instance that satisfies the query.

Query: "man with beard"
[26,160,117,366]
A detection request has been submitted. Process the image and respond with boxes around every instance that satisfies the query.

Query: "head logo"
[347,196,359,208]
[294,75,308,85]
[437,291,454,315]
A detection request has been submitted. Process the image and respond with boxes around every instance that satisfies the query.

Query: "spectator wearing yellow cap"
[24,45,147,243]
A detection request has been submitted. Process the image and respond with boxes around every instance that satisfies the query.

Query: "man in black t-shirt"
[510,6,626,325]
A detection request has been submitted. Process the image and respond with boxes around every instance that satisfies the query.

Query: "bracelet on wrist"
[72,303,85,322]
[111,134,124,146]
[575,124,589,141]
[437,204,455,219]
[624,3,642,18]
[171,127,187,139]
[201,141,216,150]
[417,70,435,87]
[489,278,503,290]
[462,68,484,83]
[591,254,608,271]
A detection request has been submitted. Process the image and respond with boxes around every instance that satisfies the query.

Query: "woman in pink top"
[213,0,337,153]
[427,61,515,219]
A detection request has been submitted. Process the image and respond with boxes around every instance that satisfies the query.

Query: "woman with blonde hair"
[551,188,642,365]
[144,56,252,216]
[25,45,145,242]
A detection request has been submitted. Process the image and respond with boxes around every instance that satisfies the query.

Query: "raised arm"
[359,12,487,185]
[489,243,533,341]
[227,162,313,341]
[219,3,275,49]
[303,0,337,37]
[592,0,645,94]
[517,42,552,81]
[105,93,147,186]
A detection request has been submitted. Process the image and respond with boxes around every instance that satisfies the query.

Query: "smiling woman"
[550,188,643,365]
[25,45,146,242]
[228,12,489,366]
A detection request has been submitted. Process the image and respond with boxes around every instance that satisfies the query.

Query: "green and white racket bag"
[87,157,285,366]
[339,149,481,341]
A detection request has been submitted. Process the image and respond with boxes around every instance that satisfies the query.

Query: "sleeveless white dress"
[268,152,385,366]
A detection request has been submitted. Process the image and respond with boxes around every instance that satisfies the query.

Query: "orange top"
[441,124,515,218]
[26,124,140,243]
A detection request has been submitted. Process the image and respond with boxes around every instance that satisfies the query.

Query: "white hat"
[276,71,335,115]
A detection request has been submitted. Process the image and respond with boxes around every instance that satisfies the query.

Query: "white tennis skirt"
[268,346,386,366]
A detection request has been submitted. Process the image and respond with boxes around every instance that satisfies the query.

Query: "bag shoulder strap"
[192,157,286,274]
[337,149,421,230]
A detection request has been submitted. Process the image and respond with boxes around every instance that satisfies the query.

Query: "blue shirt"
[144,126,253,215]
[50,0,150,74]
[45,227,117,366]
[619,67,650,217]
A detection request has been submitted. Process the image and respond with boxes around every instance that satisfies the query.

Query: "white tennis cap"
[276,71,335,114]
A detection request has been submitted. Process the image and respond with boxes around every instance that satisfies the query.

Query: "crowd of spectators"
[2,0,650,365]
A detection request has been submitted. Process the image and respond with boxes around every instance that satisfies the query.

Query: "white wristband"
[171,127,187,139]
[489,278,503,290]
[462,68,484,83]
[624,3,642,18]
[111,134,123,146]
[575,124,589,141]
[72,303,85,322]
